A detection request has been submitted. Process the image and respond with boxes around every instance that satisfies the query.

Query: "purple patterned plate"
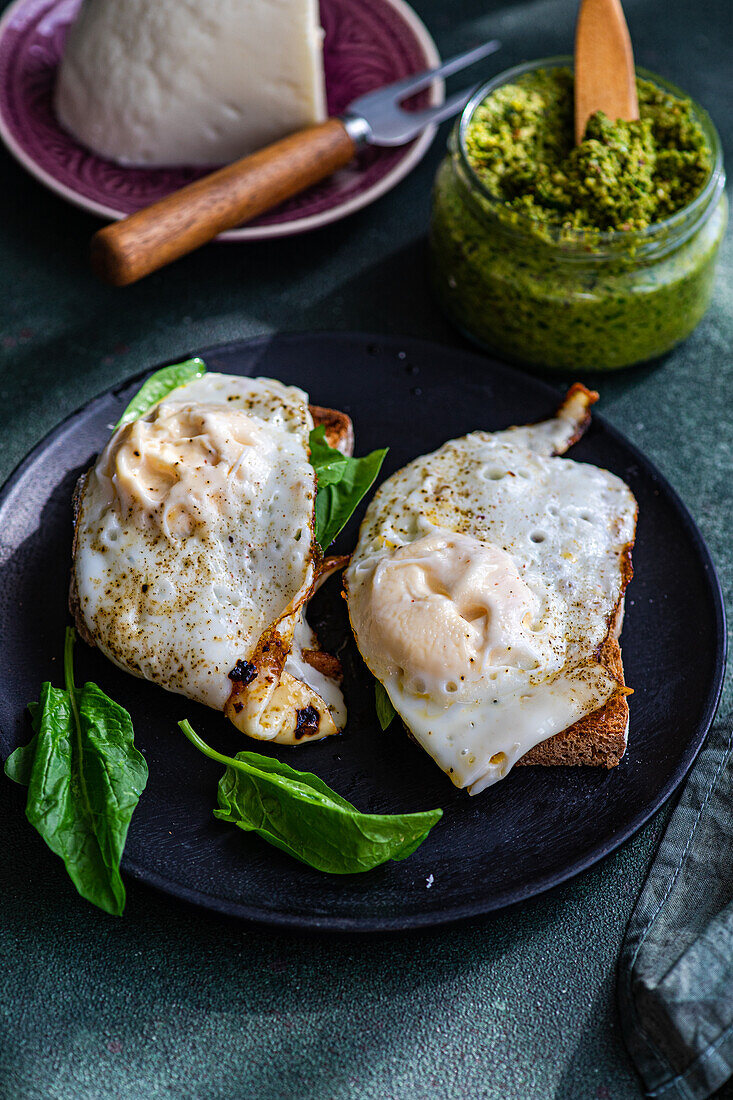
[0,0,441,240]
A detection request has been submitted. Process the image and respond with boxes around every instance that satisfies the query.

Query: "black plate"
[0,334,725,931]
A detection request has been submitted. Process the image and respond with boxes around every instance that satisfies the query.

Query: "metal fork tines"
[342,40,502,146]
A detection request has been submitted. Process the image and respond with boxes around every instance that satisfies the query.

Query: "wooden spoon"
[574,0,639,144]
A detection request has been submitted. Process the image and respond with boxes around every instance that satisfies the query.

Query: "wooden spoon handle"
[574,0,639,144]
[90,118,357,286]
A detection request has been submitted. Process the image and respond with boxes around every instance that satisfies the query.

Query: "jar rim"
[456,55,726,248]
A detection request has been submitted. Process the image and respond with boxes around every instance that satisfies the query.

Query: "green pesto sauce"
[429,67,726,370]
[464,68,711,232]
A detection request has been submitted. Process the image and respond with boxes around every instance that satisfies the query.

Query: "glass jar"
[429,58,727,371]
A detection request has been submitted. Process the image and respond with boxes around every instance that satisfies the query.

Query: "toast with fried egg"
[345,386,637,794]
[71,373,354,747]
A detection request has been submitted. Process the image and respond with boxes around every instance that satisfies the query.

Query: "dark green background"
[2,0,732,1096]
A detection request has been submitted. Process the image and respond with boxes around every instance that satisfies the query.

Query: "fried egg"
[345,386,637,794]
[71,373,346,743]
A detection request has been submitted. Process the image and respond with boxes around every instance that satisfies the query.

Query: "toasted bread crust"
[516,635,629,769]
[309,405,354,456]
[302,649,343,682]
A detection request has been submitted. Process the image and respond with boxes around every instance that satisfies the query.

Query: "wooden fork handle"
[90,118,357,286]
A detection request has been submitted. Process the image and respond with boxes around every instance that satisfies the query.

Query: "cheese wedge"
[55,0,327,166]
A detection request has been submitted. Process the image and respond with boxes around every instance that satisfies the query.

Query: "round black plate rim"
[0,332,726,933]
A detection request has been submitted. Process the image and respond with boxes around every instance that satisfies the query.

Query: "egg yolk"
[101,403,274,540]
[354,531,547,698]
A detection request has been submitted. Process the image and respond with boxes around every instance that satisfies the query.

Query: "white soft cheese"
[55,0,327,166]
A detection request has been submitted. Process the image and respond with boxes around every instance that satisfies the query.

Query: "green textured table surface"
[1,0,732,1097]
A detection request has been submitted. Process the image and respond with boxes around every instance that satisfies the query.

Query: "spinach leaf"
[180,720,441,874]
[117,358,206,427]
[4,629,148,915]
[308,426,387,550]
[375,681,397,731]
[4,711,39,786]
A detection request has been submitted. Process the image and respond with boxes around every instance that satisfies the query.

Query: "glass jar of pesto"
[429,58,727,371]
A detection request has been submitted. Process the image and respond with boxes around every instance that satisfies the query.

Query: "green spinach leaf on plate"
[374,680,397,731]
[4,629,148,915]
[308,425,387,550]
[180,720,441,874]
[117,357,206,427]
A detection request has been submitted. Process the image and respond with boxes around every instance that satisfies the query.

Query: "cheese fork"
[90,39,501,286]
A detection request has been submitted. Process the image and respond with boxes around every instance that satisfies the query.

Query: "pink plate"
[0,0,441,240]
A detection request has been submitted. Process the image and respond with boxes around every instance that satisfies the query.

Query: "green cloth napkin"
[619,720,733,1099]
